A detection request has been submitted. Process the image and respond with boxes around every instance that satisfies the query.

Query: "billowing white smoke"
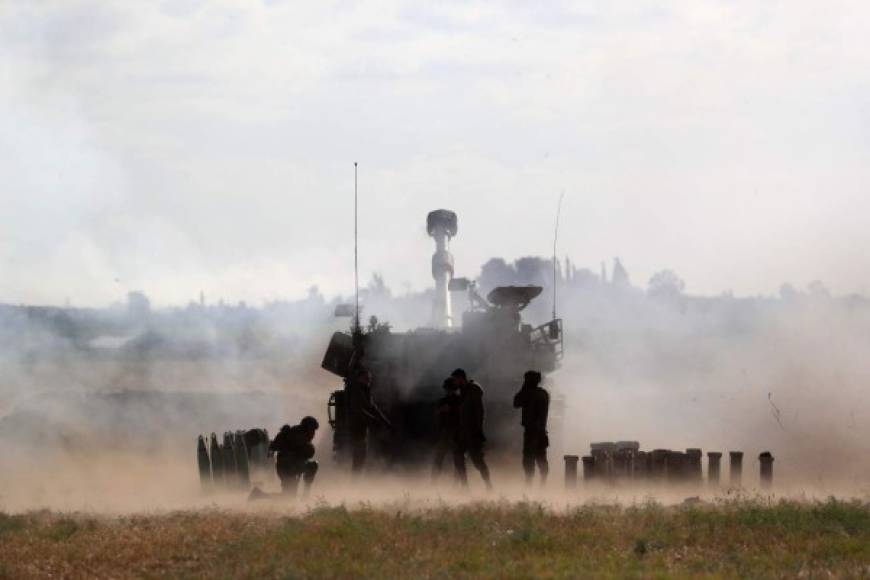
[1,264,869,511]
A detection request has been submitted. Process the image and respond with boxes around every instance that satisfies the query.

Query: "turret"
[427,210,458,328]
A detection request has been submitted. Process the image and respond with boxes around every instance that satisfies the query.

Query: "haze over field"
[2,2,870,515]
[4,1,870,306]
[1,260,869,512]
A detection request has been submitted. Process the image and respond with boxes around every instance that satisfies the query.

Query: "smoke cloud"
[2,262,869,513]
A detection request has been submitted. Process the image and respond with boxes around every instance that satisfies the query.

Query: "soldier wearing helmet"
[345,365,392,473]
[513,370,550,484]
[432,378,462,480]
[268,416,320,496]
[451,368,493,490]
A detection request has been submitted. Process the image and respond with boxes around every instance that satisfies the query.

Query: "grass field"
[1,498,868,579]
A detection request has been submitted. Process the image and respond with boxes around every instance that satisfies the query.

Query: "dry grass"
[1,498,869,579]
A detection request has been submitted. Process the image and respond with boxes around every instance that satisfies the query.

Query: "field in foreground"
[1,499,869,579]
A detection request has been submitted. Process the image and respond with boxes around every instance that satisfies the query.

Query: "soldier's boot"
[537,454,549,486]
[431,444,449,482]
[453,449,469,487]
[301,461,318,498]
[281,476,299,497]
[469,450,493,491]
[523,453,536,485]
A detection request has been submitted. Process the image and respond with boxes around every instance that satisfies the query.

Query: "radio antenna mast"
[354,162,360,334]
[552,192,564,320]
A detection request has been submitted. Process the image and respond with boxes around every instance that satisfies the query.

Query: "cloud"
[2,0,870,305]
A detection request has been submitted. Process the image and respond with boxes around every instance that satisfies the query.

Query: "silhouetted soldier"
[346,366,391,473]
[513,370,550,484]
[432,378,461,480]
[451,368,493,490]
[268,416,319,497]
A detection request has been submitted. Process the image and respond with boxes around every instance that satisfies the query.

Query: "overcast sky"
[2,1,869,306]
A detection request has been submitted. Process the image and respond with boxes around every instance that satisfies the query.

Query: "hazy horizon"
[4,1,870,307]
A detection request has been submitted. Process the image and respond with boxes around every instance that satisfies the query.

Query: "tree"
[611,258,631,287]
[367,273,391,299]
[807,280,830,299]
[514,256,551,286]
[479,258,515,291]
[779,283,799,301]
[571,268,599,288]
[647,270,686,300]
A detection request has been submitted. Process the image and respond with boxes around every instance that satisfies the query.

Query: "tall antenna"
[552,192,564,320]
[354,162,360,333]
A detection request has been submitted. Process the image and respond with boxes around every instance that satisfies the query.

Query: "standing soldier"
[432,378,461,480]
[345,366,391,473]
[268,416,320,497]
[451,368,493,490]
[513,370,550,484]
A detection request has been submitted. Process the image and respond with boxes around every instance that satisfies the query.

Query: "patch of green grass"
[44,517,80,541]
[0,513,26,536]
[0,499,868,578]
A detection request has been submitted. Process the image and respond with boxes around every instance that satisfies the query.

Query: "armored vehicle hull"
[322,210,563,469]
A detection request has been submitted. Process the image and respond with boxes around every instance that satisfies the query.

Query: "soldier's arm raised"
[513,388,526,408]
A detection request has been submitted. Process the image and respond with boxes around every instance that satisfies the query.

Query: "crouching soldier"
[269,416,320,497]
[513,370,550,485]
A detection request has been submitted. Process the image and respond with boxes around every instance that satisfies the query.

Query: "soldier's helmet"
[523,370,542,385]
[300,416,320,431]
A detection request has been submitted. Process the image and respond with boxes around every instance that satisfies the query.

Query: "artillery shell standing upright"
[729,451,744,487]
[686,449,703,483]
[245,428,269,475]
[633,451,650,479]
[234,431,251,489]
[759,451,774,489]
[210,432,224,487]
[222,432,237,486]
[707,452,722,486]
[650,449,669,480]
[197,435,211,490]
[665,451,687,483]
[581,456,595,481]
[256,428,270,477]
[564,455,579,488]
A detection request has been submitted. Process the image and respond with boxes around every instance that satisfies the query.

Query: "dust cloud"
[2,264,870,514]
[550,271,870,494]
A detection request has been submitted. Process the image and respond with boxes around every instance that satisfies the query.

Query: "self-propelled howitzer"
[321,209,564,469]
